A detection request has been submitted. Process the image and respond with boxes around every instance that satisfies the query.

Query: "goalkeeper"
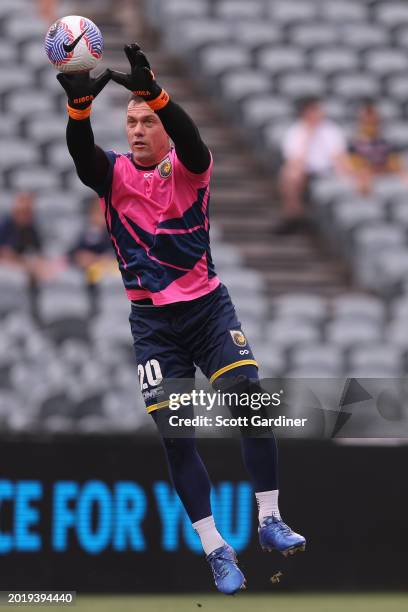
[57,45,305,595]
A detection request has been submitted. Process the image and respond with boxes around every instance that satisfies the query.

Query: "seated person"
[278,97,347,233]
[347,100,407,195]
[69,198,116,285]
[0,192,53,283]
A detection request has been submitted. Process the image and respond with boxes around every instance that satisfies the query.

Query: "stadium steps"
[92,3,352,302]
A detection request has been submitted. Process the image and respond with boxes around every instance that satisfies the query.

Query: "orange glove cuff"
[146,89,170,112]
[67,104,92,120]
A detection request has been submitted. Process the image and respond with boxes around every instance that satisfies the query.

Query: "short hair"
[296,96,321,116]
[128,93,145,106]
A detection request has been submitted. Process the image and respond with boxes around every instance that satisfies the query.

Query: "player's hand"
[57,70,111,110]
[110,44,169,110]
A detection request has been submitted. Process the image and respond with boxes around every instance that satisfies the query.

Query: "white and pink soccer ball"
[44,15,103,73]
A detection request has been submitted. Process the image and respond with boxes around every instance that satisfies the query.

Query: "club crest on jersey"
[158,157,172,178]
[230,330,247,347]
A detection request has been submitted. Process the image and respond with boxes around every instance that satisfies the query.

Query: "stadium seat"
[8,166,61,192]
[322,0,368,22]
[0,139,39,169]
[158,0,209,22]
[310,47,359,74]
[349,344,404,376]
[0,114,18,138]
[388,319,408,348]
[376,2,408,27]
[221,268,263,293]
[26,114,65,145]
[331,295,386,324]
[272,294,327,322]
[365,49,408,75]
[211,243,243,268]
[266,319,321,348]
[263,119,294,151]
[0,67,34,93]
[4,89,57,115]
[375,99,401,120]
[341,23,389,49]
[385,73,408,101]
[374,248,408,295]
[373,175,408,200]
[332,73,379,99]
[268,0,318,22]
[289,24,339,49]
[0,40,18,64]
[0,191,16,213]
[250,344,286,377]
[38,289,91,324]
[0,0,29,15]
[310,176,355,206]
[44,142,74,171]
[165,20,232,52]
[331,198,386,234]
[36,192,83,220]
[383,121,408,148]
[215,0,265,20]
[200,45,250,76]
[353,224,407,287]
[323,99,347,121]
[242,96,293,128]
[232,21,282,50]
[394,25,408,48]
[98,274,127,299]
[277,72,325,97]
[291,343,344,373]
[4,13,45,42]
[257,46,305,74]
[42,267,86,293]
[390,295,408,325]
[0,267,30,315]
[221,70,272,101]
[325,319,383,348]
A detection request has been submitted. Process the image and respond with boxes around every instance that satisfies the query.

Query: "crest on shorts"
[230,330,247,347]
[158,157,172,178]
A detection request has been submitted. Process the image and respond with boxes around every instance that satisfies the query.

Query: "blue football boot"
[206,544,246,595]
[259,516,306,557]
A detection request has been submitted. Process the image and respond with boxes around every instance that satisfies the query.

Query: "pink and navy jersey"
[100,147,219,305]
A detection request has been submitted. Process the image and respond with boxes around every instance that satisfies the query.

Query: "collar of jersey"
[131,158,157,171]
[130,149,173,172]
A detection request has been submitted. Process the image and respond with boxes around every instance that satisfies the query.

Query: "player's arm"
[57,71,112,192]
[110,44,211,174]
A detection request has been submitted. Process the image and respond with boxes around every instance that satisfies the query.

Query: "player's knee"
[213,373,264,414]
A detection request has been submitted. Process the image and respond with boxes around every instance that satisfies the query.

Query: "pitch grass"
[19,593,408,612]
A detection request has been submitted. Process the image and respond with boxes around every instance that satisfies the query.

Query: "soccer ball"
[44,15,103,73]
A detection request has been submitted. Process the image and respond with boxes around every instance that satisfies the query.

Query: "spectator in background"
[0,192,56,283]
[277,97,347,234]
[69,198,116,286]
[347,100,408,195]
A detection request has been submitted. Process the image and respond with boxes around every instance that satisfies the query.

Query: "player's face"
[126,101,170,166]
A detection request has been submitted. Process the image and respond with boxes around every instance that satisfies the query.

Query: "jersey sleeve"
[173,149,213,187]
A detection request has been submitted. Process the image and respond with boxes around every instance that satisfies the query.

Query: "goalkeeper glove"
[56,70,111,120]
[110,44,170,111]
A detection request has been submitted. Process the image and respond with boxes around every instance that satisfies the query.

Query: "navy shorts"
[129,283,258,412]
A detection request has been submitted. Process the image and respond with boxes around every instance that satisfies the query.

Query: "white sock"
[255,489,281,524]
[192,515,225,556]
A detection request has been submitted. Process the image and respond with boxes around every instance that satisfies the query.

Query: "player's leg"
[190,284,306,557]
[214,367,306,557]
[129,303,245,594]
[151,405,245,594]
